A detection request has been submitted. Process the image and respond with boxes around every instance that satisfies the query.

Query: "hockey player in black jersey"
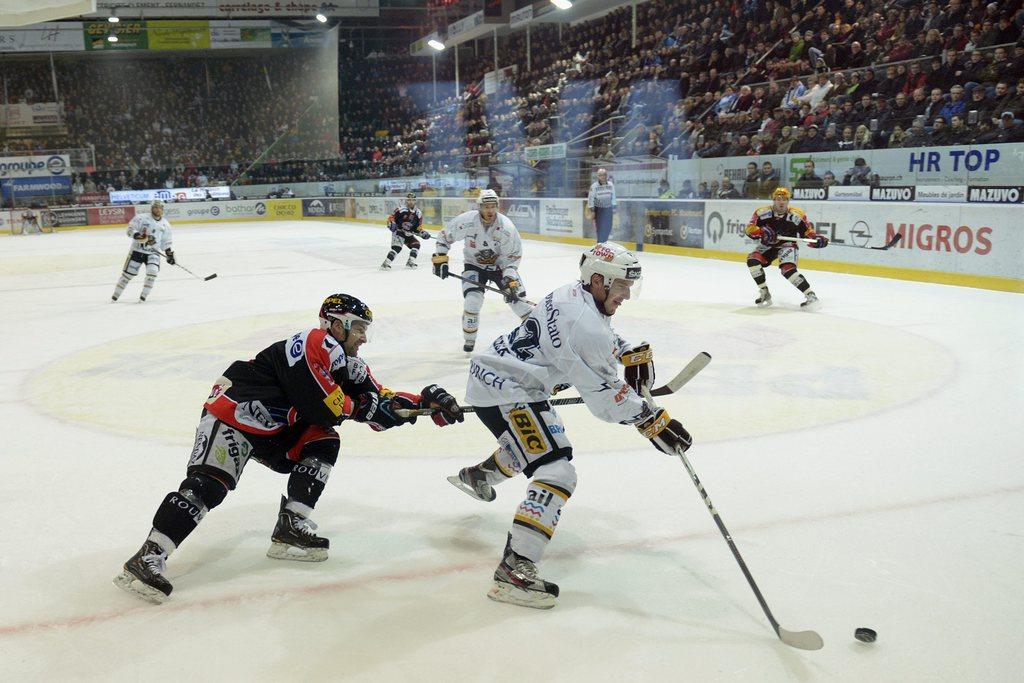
[381,193,430,270]
[114,293,463,604]
[744,187,829,308]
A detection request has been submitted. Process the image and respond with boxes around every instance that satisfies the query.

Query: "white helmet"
[151,199,165,210]
[476,189,499,206]
[580,242,642,290]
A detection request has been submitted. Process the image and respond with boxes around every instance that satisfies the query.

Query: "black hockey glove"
[165,249,176,265]
[636,407,692,456]
[432,253,449,279]
[500,276,522,304]
[807,234,829,248]
[621,342,654,394]
[353,392,416,431]
[420,384,464,426]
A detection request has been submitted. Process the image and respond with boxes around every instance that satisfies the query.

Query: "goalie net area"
[4,208,56,235]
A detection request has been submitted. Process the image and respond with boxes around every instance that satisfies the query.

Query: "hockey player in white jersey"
[447,242,693,609]
[111,199,175,302]
[431,189,533,352]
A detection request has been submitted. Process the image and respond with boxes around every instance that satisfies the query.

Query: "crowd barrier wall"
[10,196,1019,293]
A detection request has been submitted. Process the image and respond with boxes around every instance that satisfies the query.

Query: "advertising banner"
[913,186,967,203]
[510,5,534,28]
[302,197,355,218]
[158,201,223,221]
[539,199,584,238]
[966,185,1023,203]
[267,199,301,219]
[210,24,273,49]
[1,176,71,199]
[0,23,85,52]
[220,200,268,219]
[702,199,1024,279]
[607,160,669,198]
[0,155,70,178]
[76,192,110,205]
[827,185,870,201]
[51,207,89,227]
[870,186,917,202]
[500,198,539,234]
[84,21,148,50]
[148,21,211,50]
[355,196,389,221]
[87,205,135,225]
[91,1,378,19]
[442,198,475,224]
[418,198,441,226]
[109,186,231,203]
[626,200,705,248]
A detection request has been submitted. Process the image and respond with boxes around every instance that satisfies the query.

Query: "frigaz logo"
[255,202,266,215]
[46,155,67,175]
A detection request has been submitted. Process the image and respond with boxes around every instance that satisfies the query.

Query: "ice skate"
[111,295,118,302]
[754,288,772,307]
[405,260,417,269]
[267,496,329,562]
[139,294,147,302]
[487,534,558,609]
[800,292,819,309]
[447,466,496,502]
[113,540,172,604]
[463,340,475,353]
[380,261,391,270]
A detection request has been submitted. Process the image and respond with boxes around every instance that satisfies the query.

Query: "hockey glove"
[387,219,397,233]
[418,230,432,240]
[353,392,416,431]
[759,226,778,246]
[500,276,522,304]
[552,383,572,395]
[432,253,449,279]
[621,342,655,394]
[165,249,176,265]
[807,233,829,248]
[133,232,147,242]
[636,407,692,456]
[420,384,464,426]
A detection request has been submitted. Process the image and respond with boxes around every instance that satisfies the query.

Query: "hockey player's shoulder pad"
[754,206,773,219]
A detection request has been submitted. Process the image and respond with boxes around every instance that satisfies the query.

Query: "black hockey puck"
[854,627,877,643]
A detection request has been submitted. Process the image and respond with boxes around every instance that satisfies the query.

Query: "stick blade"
[778,627,824,650]
[204,274,218,281]
[651,351,712,396]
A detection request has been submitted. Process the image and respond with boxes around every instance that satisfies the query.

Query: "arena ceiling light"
[314,6,328,23]
[428,38,445,51]
[551,0,573,9]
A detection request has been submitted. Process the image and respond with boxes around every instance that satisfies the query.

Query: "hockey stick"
[155,250,218,281]
[640,382,823,651]
[449,272,537,307]
[777,233,902,251]
[395,351,712,418]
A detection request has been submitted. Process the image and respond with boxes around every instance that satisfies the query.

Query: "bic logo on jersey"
[509,408,547,455]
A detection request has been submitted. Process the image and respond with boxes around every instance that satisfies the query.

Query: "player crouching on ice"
[381,193,430,270]
[745,187,828,308]
[114,294,464,604]
[447,243,692,609]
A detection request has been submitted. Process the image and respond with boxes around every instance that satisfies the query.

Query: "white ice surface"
[0,220,1021,681]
